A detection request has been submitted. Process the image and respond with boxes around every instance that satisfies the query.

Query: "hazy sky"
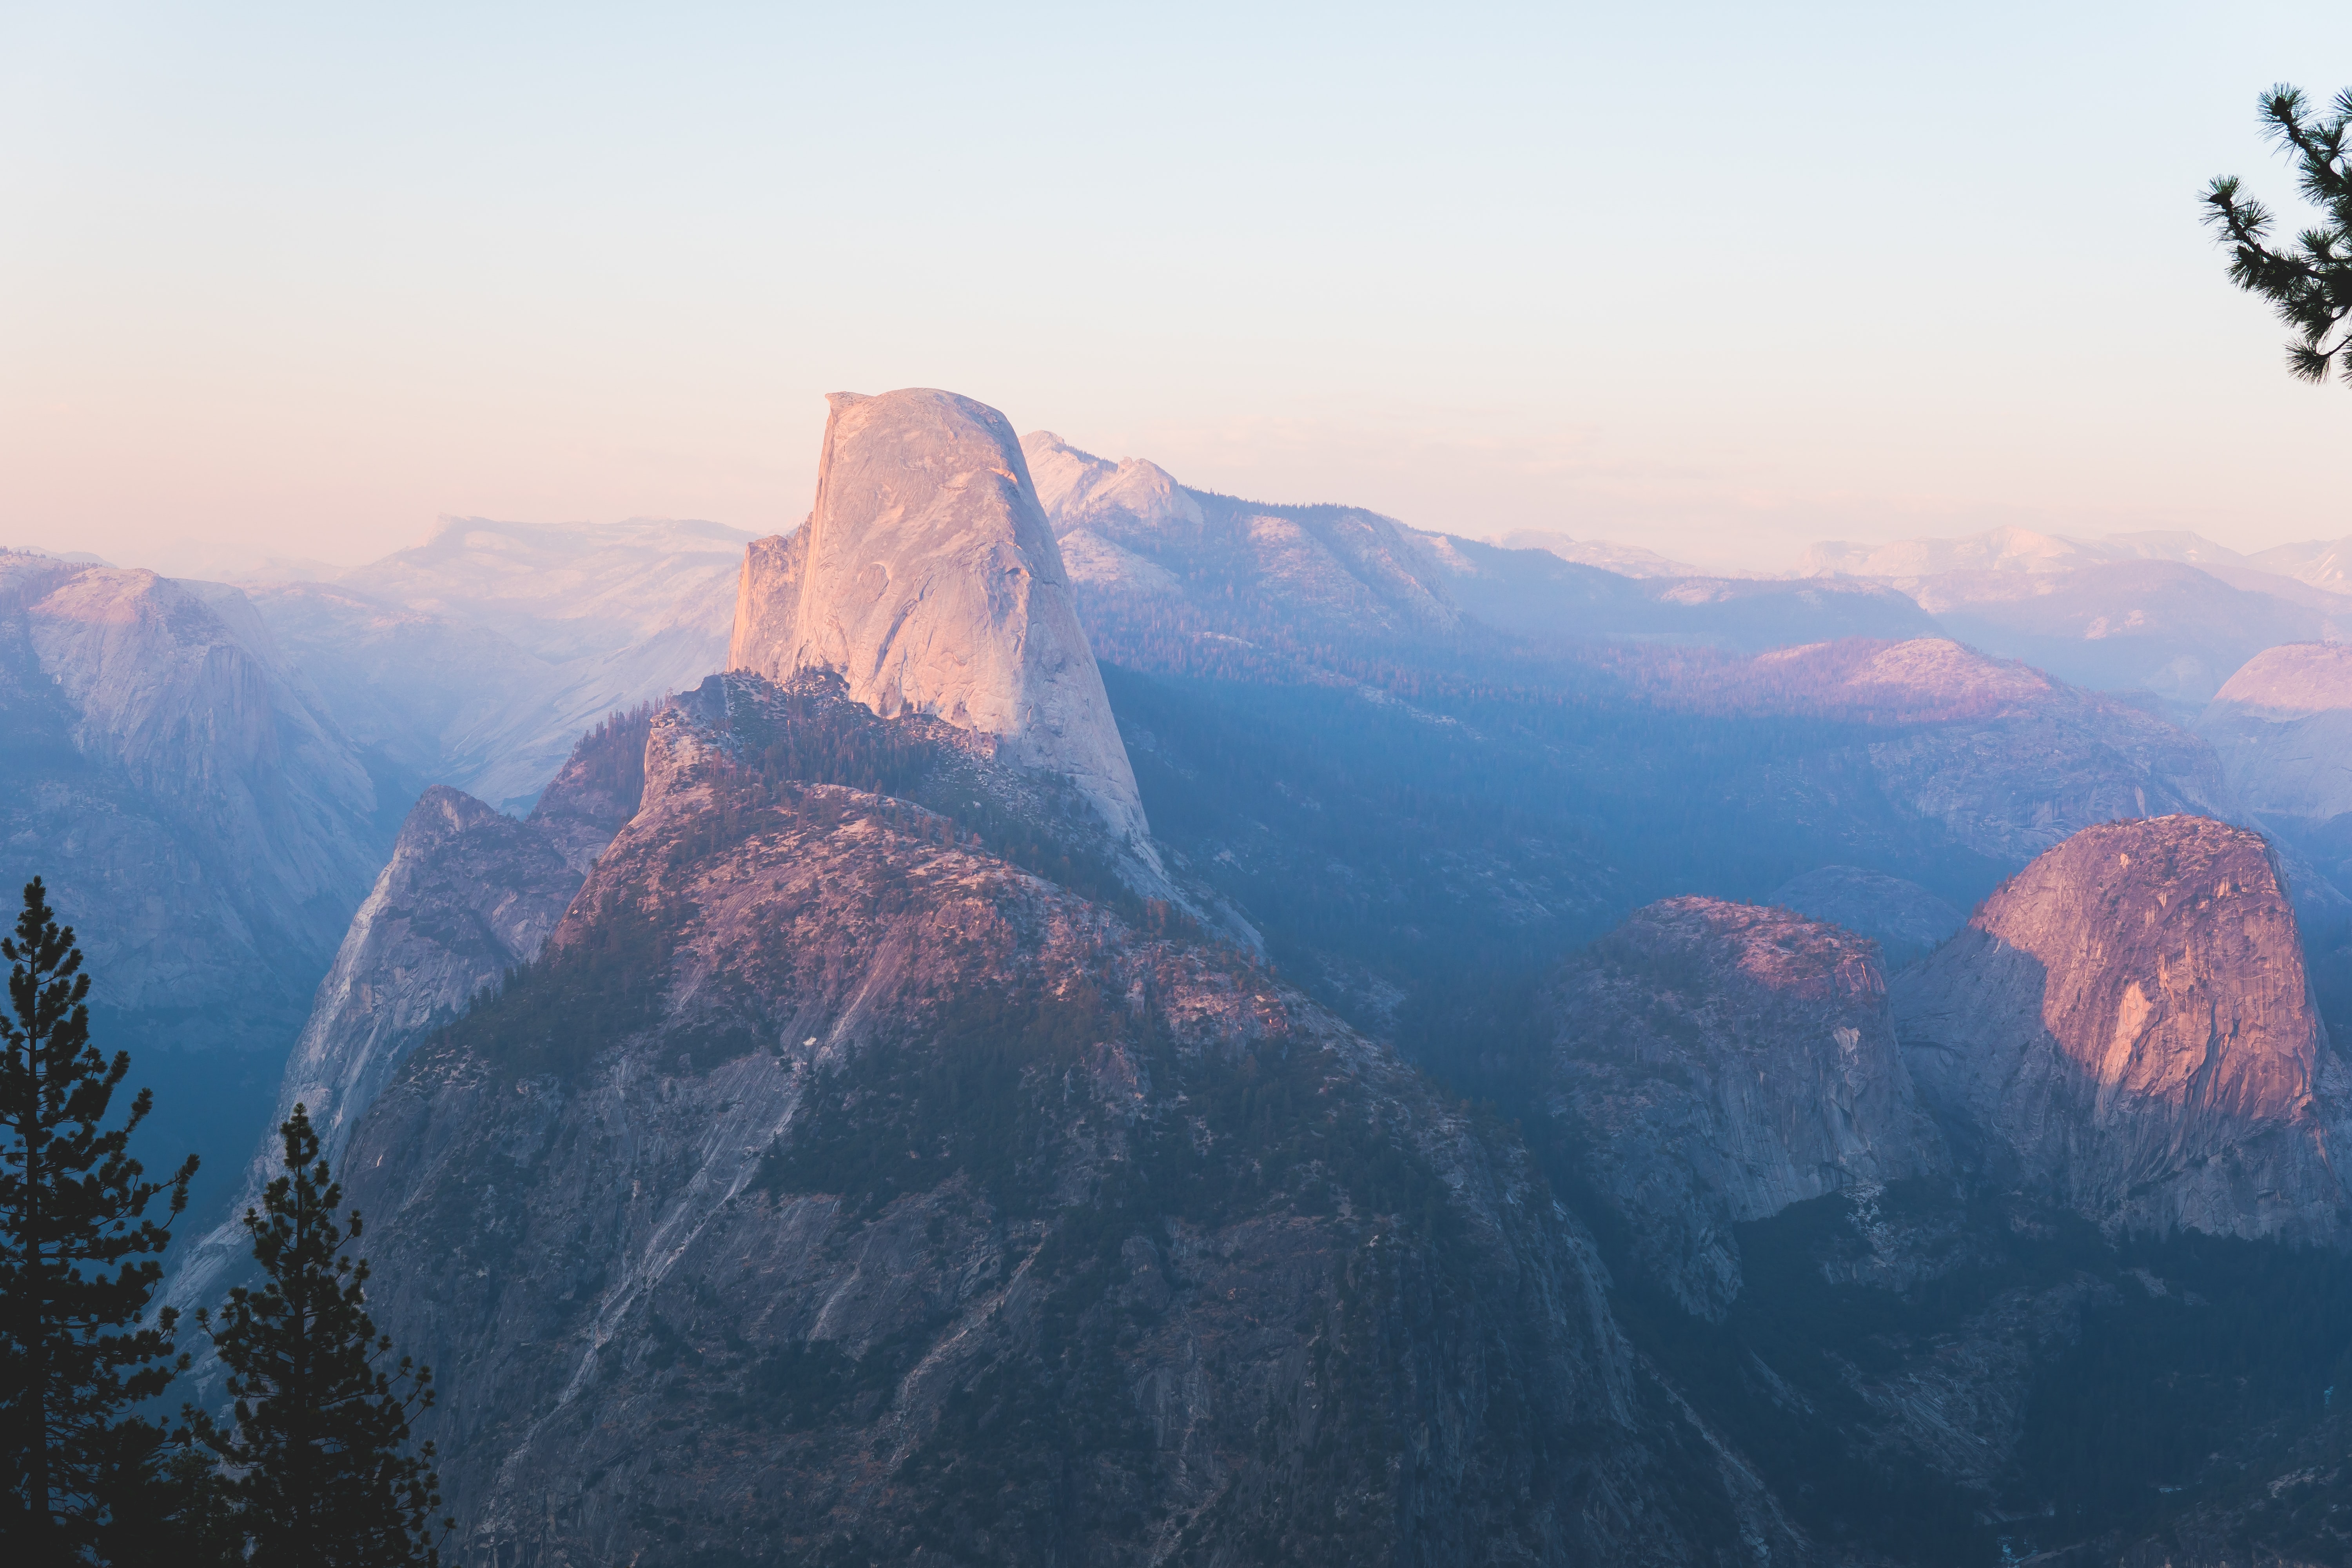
[5,3,2349,575]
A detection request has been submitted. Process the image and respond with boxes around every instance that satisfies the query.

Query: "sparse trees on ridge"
[0,877,198,1560]
[2205,84,2352,385]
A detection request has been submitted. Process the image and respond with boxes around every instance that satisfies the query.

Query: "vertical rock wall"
[1894,815,2352,1243]
[728,390,1148,846]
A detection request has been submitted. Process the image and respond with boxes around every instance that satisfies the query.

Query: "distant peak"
[730,389,1149,846]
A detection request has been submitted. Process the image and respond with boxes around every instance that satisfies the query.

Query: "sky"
[4,3,2349,577]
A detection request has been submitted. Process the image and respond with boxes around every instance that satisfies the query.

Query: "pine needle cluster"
[2204,85,2352,385]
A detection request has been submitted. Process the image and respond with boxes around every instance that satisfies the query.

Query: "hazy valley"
[23,389,2352,1564]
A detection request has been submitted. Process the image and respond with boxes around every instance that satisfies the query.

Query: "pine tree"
[2205,85,2352,384]
[0,876,199,1561]
[190,1103,446,1568]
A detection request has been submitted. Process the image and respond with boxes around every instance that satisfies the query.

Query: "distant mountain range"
[28,396,2352,1563]
[247,514,753,811]
[126,392,2352,1562]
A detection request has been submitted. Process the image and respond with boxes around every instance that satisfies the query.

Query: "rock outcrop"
[1892,815,2351,1243]
[0,553,386,1049]
[730,391,1149,847]
[1542,897,1945,1318]
[338,669,1804,1566]
[2197,641,2352,823]
[160,706,654,1326]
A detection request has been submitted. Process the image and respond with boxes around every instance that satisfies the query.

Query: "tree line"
[2,877,445,1565]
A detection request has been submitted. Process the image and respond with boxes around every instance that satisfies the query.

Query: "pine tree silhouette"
[190,1104,446,1567]
[0,876,199,1559]
[2206,85,2352,385]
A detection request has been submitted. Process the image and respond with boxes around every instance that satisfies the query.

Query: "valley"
[18,389,2352,1564]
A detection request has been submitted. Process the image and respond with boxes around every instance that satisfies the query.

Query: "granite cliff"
[1893,815,2352,1243]
[1539,897,1945,1318]
[731,391,1149,849]
[0,554,388,1040]
[160,707,655,1326]
[2197,641,2352,828]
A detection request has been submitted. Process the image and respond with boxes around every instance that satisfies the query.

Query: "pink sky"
[5,4,2349,577]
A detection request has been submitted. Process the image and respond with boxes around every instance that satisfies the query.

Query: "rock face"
[263,790,579,1156]
[0,553,386,1049]
[338,670,1803,1567]
[1767,865,1964,966]
[2197,641,2352,823]
[1892,815,2350,1243]
[730,392,1149,847]
[727,527,808,684]
[160,707,655,1325]
[1541,897,1945,1318]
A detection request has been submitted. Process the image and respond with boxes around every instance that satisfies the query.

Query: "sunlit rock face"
[1893,815,2351,1244]
[0,553,383,1045]
[2197,642,2352,823]
[730,391,1148,846]
[1541,897,1946,1319]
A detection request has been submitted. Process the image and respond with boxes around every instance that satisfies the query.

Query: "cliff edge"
[1543,897,1945,1318]
[1893,815,2351,1243]
[729,390,1148,847]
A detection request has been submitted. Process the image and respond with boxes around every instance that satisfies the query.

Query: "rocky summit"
[730,390,1149,848]
[337,669,1800,1566]
[1893,814,2352,1243]
[1541,897,1945,1318]
[80,381,2352,1566]
[2197,639,2352,823]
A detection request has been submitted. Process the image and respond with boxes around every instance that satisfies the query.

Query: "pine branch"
[2208,83,2352,386]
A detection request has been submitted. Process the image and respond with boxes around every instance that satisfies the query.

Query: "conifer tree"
[2205,84,2352,384]
[0,876,198,1560]
[190,1103,446,1568]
